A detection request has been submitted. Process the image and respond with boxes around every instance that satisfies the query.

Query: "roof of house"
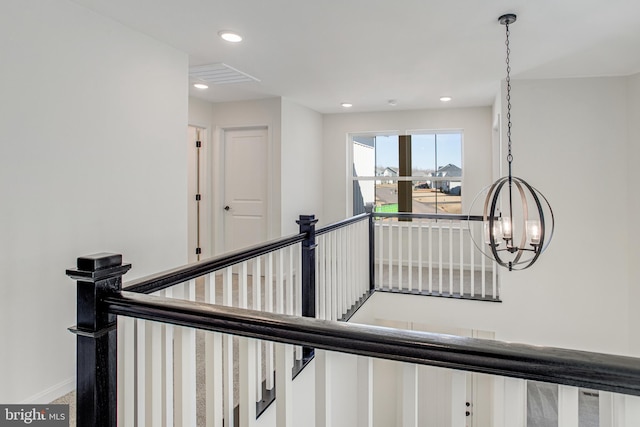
[383,167,399,175]
[436,164,462,176]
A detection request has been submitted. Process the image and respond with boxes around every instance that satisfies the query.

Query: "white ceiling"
[72,0,640,114]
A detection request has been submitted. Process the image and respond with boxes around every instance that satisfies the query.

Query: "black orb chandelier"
[471,13,554,271]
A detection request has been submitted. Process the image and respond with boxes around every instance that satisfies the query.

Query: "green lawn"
[375,203,398,213]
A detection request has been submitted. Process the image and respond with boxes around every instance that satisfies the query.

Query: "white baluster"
[418,220,423,293]
[451,371,466,427]
[494,377,525,427]
[459,221,464,296]
[347,224,356,308]
[174,281,196,427]
[481,223,487,298]
[252,258,262,312]
[297,244,302,318]
[276,343,294,427]
[315,350,332,427]
[338,228,344,316]
[252,260,263,403]
[601,391,614,427]
[408,221,413,292]
[277,249,284,314]
[150,319,163,426]
[342,228,348,314]
[401,364,418,427]
[241,261,248,309]
[388,219,393,289]
[428,220,433,294]
[449,220,454,295]
[136,319,147,426]
[357,357,373,427]
[319,235,326,320]
[398,221,403,291]
[362,221,368,296]
[316,238,321,318]
[331,234,338,320]
[223,272,234,427]
[163,287,174,426]
[558,385,578,427]
[119,316,135,426]
[350,224,356,307]
[266,253,275,391]
[205,274,223,427]
[493,260,498,299]
[378,220,383,289]
[239,337,257,427]
[470,221,476,297]
[438,222,443,295]
[266,252,274,314]
[625,395,640,427]
[295,244,302,361]
[287,245,294,315]
[599,391,640,427]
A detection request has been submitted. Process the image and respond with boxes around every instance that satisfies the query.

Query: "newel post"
[365,203,376,291]
[67,253,131,427]
[297,215,318,319]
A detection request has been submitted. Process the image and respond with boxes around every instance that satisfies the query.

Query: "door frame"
[213,124,273,255]
[187,122,212,261]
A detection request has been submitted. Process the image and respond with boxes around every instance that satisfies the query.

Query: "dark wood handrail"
[124,213,375,295]
[315,213,369,236]
[124,233,305,294]
[374,212,485,221]
[106,291,640,397]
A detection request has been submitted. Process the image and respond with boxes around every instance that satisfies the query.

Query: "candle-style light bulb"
[502,217,512,240]
[484,219,503,245]
[527,219,541,245]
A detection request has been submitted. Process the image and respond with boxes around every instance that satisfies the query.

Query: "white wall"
[322,108,493,223]
[502,77,629,353]
[189,97,215,128]
[352,76,632,356]
[627,72,640,356]
[281,98,324,233]
[0,0,188,403]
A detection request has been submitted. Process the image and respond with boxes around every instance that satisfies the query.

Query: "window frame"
[349,129,464,216]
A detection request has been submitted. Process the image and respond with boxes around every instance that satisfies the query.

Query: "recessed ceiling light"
[218,30,243,43]
[193,83,209,89]
[440,96,452,102]
[341,103,353,108]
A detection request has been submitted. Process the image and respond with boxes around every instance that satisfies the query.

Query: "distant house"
[381,167,398,184]
[426,163,461,193]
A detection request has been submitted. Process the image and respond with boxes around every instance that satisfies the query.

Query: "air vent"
[189,63,260,85]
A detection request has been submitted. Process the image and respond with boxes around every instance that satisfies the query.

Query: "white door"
[223,127,268,252]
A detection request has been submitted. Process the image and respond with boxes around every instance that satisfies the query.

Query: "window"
[352,131,463,215]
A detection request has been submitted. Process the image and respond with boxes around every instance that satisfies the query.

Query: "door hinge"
[195,194,201,201]
[195,247,201,255]
[196,140,202,148]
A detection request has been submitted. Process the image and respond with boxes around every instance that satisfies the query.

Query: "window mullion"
[398,135,412,215]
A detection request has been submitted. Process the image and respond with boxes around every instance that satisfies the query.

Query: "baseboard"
[20,377,75,404]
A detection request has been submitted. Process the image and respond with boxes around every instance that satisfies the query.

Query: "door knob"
[224,205,230,211]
